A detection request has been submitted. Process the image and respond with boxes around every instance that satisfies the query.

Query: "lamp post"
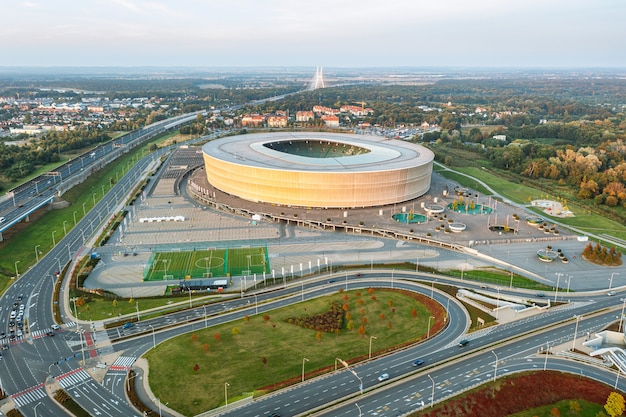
[554,273,562,302]
[74,210,78,225]
[543,342,550,371]
[14,261,20,279]
[82,202,87,216]
[92,193,96,206]
[572,315,581,351]
[492,350,498,382]
[126,370,139,391]
[427,316,435,338]
[355,403,362,417]
[610,272,620,290]
[35,245,41,262]
[63,220,68,235]
[203,305,208,329]
[149,324,156,349]
[302,357,309,382]
[620,299,626,333]
[224,382,230,406]
[431,279,435,299]
[428,374,435,408]
[369,335,377,359]
[52,230,57,246]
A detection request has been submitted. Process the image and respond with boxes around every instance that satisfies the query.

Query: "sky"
[1,0,625,68]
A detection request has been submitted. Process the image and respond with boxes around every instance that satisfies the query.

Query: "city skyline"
[1,0,625,68]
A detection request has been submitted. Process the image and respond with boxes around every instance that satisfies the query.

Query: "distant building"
[241,114,265,127]
[313,105,339,115]
[340,105,373,117]
[267,115,288,128]
[493,134,507,141]
[295,111,314,122]
[321,114,339,127]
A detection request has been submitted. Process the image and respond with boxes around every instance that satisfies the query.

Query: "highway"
[1,116,625,417]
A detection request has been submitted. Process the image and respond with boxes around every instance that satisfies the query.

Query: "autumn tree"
[605,392,625,417]
[191,333,198,342]
[202,343,209,352]
[358,324,366,336]
[232,327,240,335]
[316,331,322,342]
[263,314,271,322]
[261,357,267,366]
[213,332,221,342]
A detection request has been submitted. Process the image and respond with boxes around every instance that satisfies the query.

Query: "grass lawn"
[145,288,442,416]
[0,131,182,295]
[436,165,626,241]
[444,268,553,290]
[507,399,603,417]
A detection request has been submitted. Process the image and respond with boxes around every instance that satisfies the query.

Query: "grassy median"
[146,288,443,416]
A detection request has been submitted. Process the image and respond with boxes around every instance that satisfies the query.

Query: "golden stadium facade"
[201,132,434,208]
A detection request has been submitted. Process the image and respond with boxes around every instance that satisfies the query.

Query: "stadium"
[201,132,434,208]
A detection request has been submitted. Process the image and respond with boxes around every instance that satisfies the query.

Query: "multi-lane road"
[1,123,625,417]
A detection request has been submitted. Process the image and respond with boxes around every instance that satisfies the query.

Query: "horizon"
[1,1,625,68]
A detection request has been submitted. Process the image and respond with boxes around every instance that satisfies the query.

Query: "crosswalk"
[57,368,91,389]
[11,384,46,408]
[110,356,136,371]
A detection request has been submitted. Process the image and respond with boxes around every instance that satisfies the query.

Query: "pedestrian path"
[11,384,46,407]
[110,356,136,371]
[57,368,91,389]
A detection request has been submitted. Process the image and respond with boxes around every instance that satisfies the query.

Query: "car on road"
[122,322,134,329]
[51,324,61,331]
[458,339,469,347]
[412,359,425,367]
[536,292,545,298]
[377,373,390,382]
[608,291,617,296]
[0,217,5,223]
[327,279,336,283]
[355,273,363,277]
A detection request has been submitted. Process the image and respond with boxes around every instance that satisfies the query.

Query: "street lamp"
[554,273,562,302]
[492,350,498,382]
[610,272,620,290]
[427,316,435,338]
[63,220,68,235]
[355,403,362,417]
[92,193,96,206]
[82,202,87,216]
[369,335,377,359]
[572,315,581,351]
[302,357,309,382]
[52,230,57,246]
[35,245,41,262]
[543,342,551,371]
[428,374,435,408]
[14,261,20,279]
[149,324,156,349]
[224,382,230,406]
[620,299,626,333]
[73,210,78,225]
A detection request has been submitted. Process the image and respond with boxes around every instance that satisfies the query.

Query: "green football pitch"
[143,247,270,281]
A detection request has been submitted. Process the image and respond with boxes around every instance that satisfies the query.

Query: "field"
[143,247,269,281]
[412,371,614,417]
[145,288,444,416]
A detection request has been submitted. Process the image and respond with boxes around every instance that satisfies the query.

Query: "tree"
[605,392,625,417]
[232,327,240,335]
[261,357,267,366]
[193,363,199,372]
[316,331,322,342]
[263,314,271,322]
